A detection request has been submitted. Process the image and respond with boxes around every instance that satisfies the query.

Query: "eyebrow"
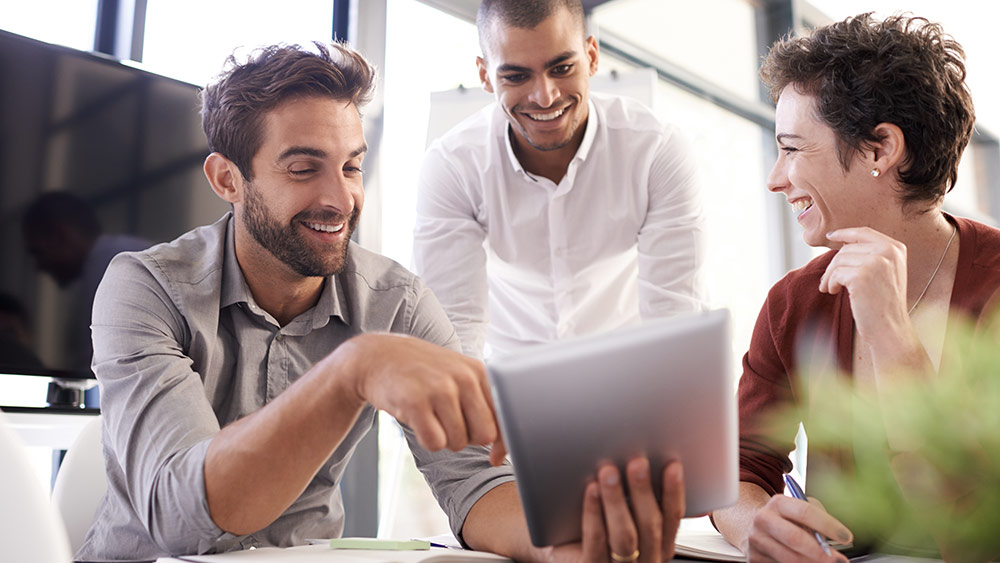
[277,144,368,162]
[775,133,803,144]
[495,51,576,74]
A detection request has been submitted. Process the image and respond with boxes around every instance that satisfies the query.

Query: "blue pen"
[783,473,832,556]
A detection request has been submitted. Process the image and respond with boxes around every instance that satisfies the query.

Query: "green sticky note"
[329,538,431,550]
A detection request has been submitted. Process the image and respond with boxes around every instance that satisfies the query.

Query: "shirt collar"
[501,97,599,176]
[219,213,348,331]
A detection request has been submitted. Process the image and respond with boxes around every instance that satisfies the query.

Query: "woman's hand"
[820,227,931,378]
[745,494,852,562]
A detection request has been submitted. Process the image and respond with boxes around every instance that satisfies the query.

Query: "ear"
[477,56,494,94]
[585,35,599,76]
[870,122,906,175]
[204,152,244,204]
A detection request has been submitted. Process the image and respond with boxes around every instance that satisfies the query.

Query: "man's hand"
[745,494,852,562]
[541,458,685,563]
[328,333,506,464]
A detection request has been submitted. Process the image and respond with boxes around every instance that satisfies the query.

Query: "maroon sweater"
[738,215,1000,496]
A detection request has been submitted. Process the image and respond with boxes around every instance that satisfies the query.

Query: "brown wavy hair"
[200,42,375,181]
[761,13,975,207]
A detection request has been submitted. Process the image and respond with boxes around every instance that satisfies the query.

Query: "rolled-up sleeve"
[400,276,515,541]
[90,253,228,555]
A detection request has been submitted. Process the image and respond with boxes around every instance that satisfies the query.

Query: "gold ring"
[611,549,640,562]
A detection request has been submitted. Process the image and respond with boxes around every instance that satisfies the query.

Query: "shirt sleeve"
[737,292,797,496]
[400,277,515,544]
[412,143,490,360]
[637,126,708,317]
[91,253,230,554]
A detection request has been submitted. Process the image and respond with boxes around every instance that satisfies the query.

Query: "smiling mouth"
[524,105,569,122]
[791,197,814,215]
[305,221,345,234]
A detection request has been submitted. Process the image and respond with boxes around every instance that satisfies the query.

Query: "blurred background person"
[21,192,151,405]
[0,291,45,372]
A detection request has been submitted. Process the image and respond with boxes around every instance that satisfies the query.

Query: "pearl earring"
[871,168,881,177]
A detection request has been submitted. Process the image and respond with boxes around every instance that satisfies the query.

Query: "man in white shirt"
[413,0,706,359]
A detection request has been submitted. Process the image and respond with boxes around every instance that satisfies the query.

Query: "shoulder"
[958,216,1000,270]
[340,242,422,295]
[761,250,838,326]
[426,102,499,160]
[339,243,458,347]
[591,94,692,178]
[107,215,228,292]
[951,216,1000,318]
[592,92,674,137]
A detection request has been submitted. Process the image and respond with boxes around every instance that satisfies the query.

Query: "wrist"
[870,326,928,379]
[324,335,372,408]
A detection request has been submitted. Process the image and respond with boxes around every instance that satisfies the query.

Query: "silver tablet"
[487,309,738,547]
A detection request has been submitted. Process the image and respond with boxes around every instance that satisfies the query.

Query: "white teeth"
[527,107,566,121]
[791,198,813,213]
[306,222,344,233]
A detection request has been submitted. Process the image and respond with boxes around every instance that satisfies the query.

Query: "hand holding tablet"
[487,309,738,548]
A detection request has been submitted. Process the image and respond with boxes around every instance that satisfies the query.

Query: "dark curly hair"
[761,13,975,207]
[200,42,375,181]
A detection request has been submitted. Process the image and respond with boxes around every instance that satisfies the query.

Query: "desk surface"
[157,545,511,563]
[148,544,945,563]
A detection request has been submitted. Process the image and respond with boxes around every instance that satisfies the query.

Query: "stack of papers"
[675,528,745,561]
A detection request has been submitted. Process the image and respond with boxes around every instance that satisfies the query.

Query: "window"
[379,0,481,269]
[378,0,482,539]
[592,0,761,102]
[0,0,98,51]
[141,0,335,86]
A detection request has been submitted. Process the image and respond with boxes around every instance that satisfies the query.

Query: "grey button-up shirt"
[77,214,513,562]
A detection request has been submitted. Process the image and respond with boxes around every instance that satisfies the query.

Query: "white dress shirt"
[413,93,706,359]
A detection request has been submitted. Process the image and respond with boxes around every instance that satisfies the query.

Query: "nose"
[765,156,788,193]
[529,75,559,108]
[317,174,358,216]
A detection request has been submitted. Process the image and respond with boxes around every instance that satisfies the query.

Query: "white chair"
[51,414,106,554]
[0,411,72,563]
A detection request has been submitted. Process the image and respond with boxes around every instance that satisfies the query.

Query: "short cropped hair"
[200,42,376,181]
[477,0,586,58]
[761,13,975,206]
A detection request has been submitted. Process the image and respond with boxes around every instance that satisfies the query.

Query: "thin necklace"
[908,224,957,315]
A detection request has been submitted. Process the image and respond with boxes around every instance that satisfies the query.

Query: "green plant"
[770,315,1000,561]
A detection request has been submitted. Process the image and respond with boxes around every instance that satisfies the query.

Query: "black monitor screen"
[0,30,228,378]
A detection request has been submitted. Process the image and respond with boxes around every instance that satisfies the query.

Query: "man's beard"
[242,180,358,277]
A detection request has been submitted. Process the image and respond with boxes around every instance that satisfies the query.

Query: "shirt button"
[275,334,284,342]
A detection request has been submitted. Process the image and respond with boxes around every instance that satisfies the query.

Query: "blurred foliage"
[768,314,1000,562]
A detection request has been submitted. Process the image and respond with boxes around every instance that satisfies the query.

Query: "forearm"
[462,482,544,561]
[711,482,771,553]
[205,350,365,534]
[868,319,934,385]
[866,325,936,452]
